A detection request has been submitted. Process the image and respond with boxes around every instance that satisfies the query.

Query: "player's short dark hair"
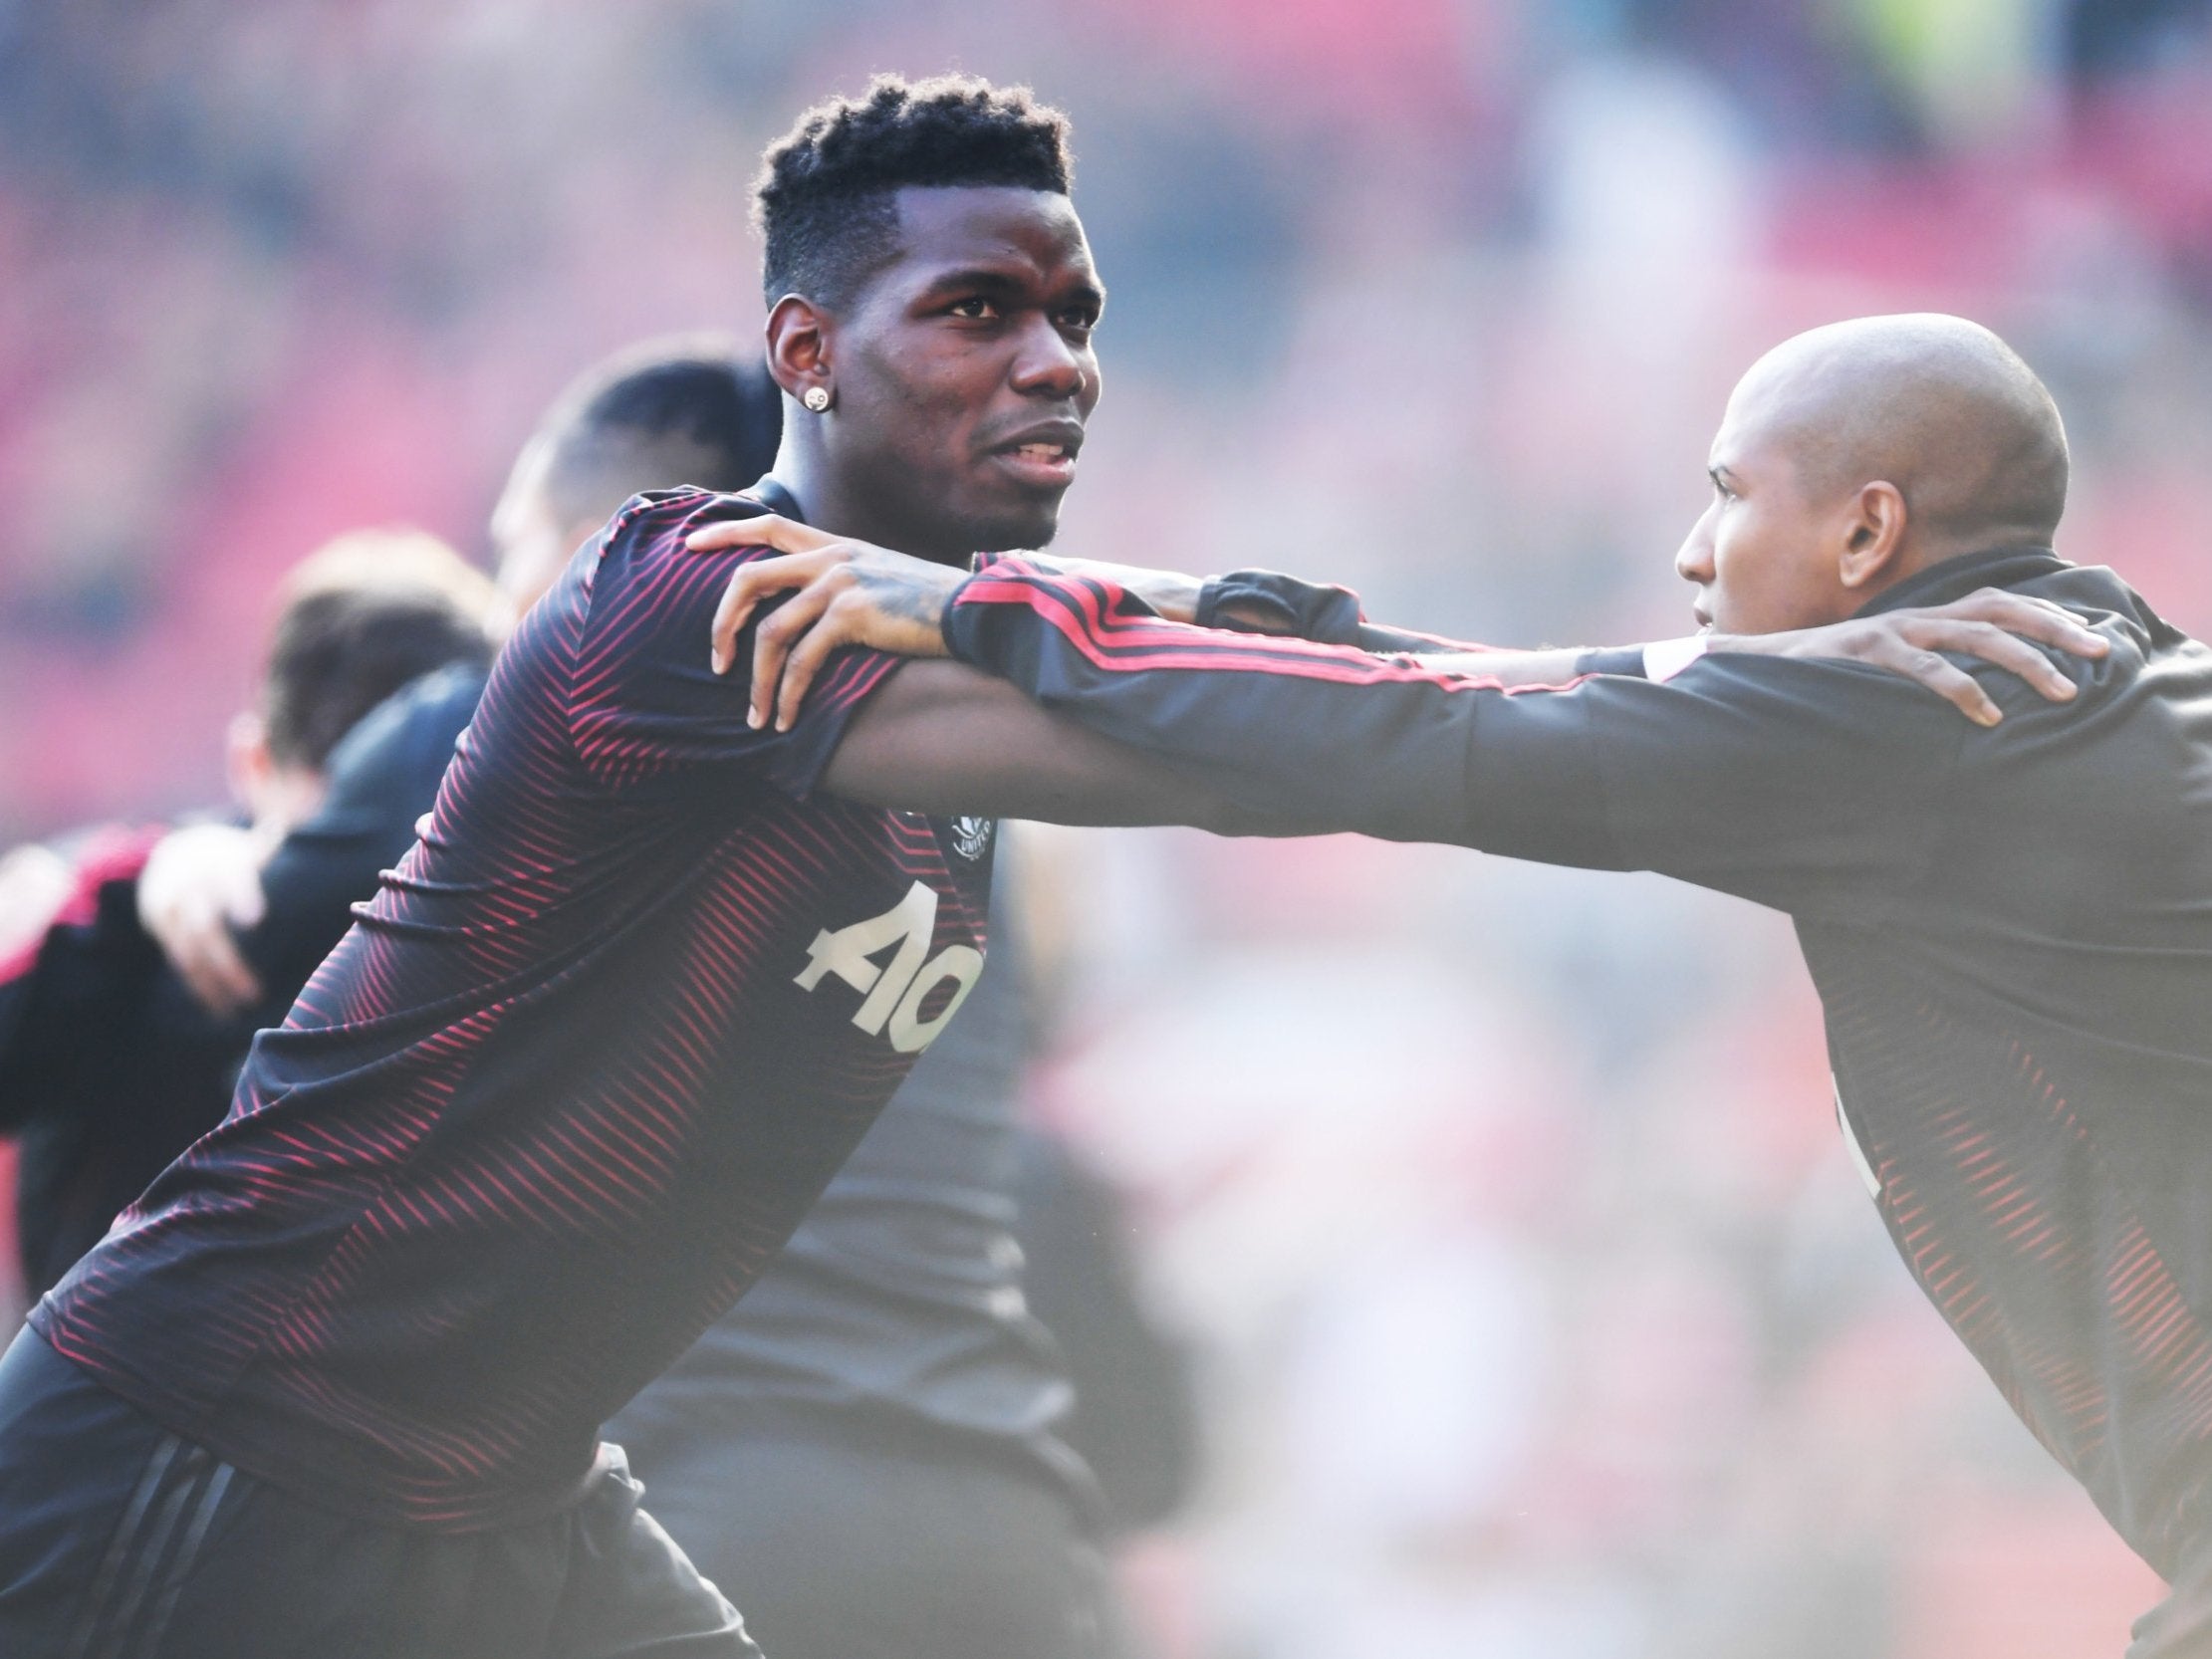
[538,337,784,531]
[754,74,1074,309]
[262,532,503,771]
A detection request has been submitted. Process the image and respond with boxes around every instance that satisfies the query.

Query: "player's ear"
[765,295,833,410]
[1839,480,1907,592]
[226,711,275,814]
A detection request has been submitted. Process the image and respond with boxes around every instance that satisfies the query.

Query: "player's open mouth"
[988,424,1084,489]
[992,442,1077,488]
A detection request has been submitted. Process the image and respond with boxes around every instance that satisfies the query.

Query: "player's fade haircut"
[262,531,504,771]
[534,336,785,532]
[754,74,1074,310]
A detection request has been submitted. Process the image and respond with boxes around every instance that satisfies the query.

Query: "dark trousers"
[615,1399,1126,1659]
[0,1328,756,1659]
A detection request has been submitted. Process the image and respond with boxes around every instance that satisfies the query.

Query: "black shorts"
[614,1397,1126,1659]
[0,1327,756,1659]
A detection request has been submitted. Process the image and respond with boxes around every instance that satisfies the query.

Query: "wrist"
[1573,636,1709,682]
[1195,570,1363,641]
[1138,569,1203,625]
[939,576,979,665]
[1051,558,1203,623]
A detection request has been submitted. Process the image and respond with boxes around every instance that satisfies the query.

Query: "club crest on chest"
[947,816,994,862]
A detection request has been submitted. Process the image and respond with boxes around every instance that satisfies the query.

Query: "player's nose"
[1675,518,1716,586]
[1008,318,1088,400]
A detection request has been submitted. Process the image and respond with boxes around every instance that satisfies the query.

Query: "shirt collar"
[1854,544,2071,618]
[743,475,806,524]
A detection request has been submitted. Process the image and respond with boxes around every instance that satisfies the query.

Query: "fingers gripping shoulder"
[597,487,777,566]
[572,492,895,795]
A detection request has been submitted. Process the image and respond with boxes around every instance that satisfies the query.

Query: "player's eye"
[1058,306,1100,334]
[947,296,999,321]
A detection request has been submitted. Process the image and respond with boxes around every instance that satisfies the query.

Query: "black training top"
[35,488,993,1532]
[250,642,1095,1513]
[601,866,1103,1507]
[944,545,2212,1578]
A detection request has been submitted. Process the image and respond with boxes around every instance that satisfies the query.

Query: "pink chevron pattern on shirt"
[36,490,991,1531]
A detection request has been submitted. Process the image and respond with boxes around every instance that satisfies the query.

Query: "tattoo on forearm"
[855,567,958,636]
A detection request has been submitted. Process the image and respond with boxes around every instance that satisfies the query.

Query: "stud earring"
[802,386,832,413]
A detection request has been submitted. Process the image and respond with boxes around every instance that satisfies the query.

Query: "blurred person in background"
[7,348,774,1280]
[1010,1126,1201,1538]
[710,310,2212,1656]
[136,340,784,1026]
[0,531,502,1301]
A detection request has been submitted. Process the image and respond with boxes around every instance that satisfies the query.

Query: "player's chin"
[961,487,1069,554]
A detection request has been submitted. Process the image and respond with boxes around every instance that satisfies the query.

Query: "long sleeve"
[944,563,1965,916]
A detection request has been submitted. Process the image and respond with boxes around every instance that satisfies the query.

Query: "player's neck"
[767,445,972,568]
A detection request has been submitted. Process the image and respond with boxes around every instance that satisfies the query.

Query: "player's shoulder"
[1945,565,2164,728]
[600,486,777,565]
[1955,562,2155,693]
[1614,646,1972,776]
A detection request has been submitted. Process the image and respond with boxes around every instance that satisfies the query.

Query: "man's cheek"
[1716,557,1774,633]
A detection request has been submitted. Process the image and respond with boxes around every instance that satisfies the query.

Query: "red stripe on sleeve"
[955,565,1597,697]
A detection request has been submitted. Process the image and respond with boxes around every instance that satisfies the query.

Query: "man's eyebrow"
[916,267,1030,298]
[916,267,1106,308]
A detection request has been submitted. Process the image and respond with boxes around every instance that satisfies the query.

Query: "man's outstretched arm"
[1054,558,2098,727]
[820,661,1293,834]
[818,560,2021,920]
[699,528,2116,911]
[690,516,2103,733]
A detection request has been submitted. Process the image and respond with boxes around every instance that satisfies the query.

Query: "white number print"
[794,881,985,1054]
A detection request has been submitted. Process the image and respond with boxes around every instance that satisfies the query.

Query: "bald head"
[1732,314,2069,551]
[1677,315,2072,636]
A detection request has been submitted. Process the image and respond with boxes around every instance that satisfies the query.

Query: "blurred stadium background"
[4,1,2211,1654]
